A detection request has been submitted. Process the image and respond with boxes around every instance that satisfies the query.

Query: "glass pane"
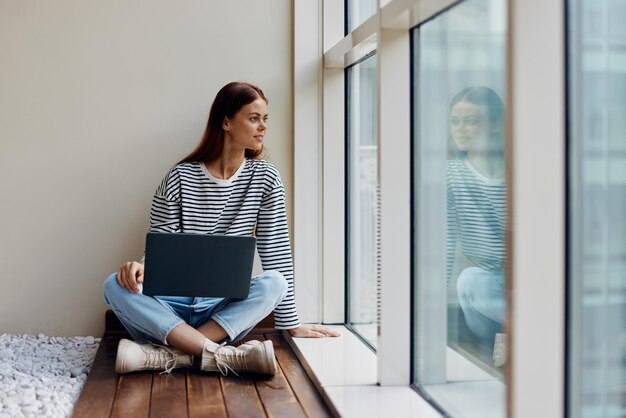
[347,55,378,348]
[346,0,377,33]
[568,0,626,417]
[411,0,508,417]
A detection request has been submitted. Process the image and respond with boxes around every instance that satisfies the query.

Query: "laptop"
[142,232,256,298]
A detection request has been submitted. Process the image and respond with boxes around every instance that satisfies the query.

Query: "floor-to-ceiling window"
[568,0,626,417]
[412,0,508,416]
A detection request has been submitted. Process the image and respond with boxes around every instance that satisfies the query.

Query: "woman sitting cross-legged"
[103,81,339,376]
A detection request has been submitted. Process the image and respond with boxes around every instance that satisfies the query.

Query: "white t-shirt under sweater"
[446,158,507,284]
[149,159,300,330]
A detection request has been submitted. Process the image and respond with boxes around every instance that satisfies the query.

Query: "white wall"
[0,0,293,336]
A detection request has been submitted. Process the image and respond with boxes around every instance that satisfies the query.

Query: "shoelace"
[145,345,177,375]
[214,342,245,377]
[161,357,176,375]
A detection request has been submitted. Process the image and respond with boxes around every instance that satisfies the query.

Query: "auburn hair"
[179,82,267,164]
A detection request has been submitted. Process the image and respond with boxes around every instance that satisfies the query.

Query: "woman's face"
[223,97,268,151]
[450,101,501,155]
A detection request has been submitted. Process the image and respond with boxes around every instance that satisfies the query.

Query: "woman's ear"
[222,117,230,131]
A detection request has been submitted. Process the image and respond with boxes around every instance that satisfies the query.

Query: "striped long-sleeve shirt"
[149,159,300,329]
[446,159,507,284]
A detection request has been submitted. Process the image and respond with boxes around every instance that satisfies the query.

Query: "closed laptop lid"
[142,232,256,298]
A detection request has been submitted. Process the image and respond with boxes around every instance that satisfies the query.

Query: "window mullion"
[508,0,566,416]
[378,27,412,386]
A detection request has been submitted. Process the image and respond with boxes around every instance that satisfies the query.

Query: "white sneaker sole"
[114,338,133,374]
[260,340,278,375]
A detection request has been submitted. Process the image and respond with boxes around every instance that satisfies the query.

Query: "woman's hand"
[117,261,144,293]
[287,324,341,338]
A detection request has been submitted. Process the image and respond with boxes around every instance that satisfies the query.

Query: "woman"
[103,82,339,376]
[446,86,507,344]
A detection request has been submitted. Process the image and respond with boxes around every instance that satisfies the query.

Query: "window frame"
[507,1,566,417]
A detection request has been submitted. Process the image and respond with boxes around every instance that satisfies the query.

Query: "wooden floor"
[72,313,336,418]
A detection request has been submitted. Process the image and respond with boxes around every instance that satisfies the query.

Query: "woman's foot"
[201,339,277,376]
[115,338,193,374]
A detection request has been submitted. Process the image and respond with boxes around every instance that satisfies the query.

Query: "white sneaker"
[493,333,507,368]
[115,338,193,374]
[201,339,277,376]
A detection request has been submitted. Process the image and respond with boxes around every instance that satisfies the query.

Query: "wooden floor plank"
[277,360,333,418]
[187,369,227,418]
[110,374,152,418]
[72,336,120,418]
[150,369,188,418]
[221,374,267,418]
[241,332,307,418]
[267,334,333,418]
[255,364,307,418]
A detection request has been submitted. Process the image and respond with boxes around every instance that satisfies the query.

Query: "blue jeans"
[103,270,287,345]
[456,266,505,340]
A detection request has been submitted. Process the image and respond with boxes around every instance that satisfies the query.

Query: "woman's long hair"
[179,82,267,164]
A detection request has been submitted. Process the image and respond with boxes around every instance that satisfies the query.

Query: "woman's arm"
[256,171,300,329]
[118,167,182,293]
[446,163,459,285]
[150,166,183,233]
[256,167,339,338]
[446,189,458,285]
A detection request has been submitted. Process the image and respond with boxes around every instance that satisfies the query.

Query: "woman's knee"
[102,273,122,304]
[456,267,478,299]
[258,270,288,301]
[457,266,500,301]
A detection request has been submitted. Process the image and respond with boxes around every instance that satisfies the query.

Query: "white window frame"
[508,0,565,417]
[293,0,324,324]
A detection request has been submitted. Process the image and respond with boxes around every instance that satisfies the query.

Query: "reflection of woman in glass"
[446,87,506,344]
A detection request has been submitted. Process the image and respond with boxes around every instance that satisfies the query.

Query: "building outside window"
[568,0,626,417]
